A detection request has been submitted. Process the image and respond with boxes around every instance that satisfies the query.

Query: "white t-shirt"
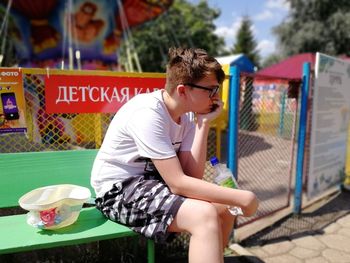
[91,90,196,197]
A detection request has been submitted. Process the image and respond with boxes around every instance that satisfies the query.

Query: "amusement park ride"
[0,0,173,71]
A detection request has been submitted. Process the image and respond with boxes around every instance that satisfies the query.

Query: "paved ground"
[227,190,350,263]
[236,131,293,227]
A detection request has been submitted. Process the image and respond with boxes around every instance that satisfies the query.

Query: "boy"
[91,47,258,263]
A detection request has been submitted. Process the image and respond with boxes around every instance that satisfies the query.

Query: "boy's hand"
[196,99,224,124]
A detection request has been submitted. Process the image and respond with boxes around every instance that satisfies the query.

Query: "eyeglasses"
[184,83,220,98]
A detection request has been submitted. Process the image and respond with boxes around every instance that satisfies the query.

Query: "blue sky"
[189,0,290,59]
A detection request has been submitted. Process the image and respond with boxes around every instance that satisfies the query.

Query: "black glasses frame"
[184,83,220,98]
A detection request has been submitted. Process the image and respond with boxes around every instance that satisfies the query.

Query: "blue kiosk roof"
[216,54,255,73]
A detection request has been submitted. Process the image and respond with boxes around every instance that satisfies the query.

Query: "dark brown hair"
[165,47,225,93]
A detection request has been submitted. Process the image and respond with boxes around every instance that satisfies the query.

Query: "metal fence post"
[294,62,311,214]
[279,90,287,136]
[227,66,240,179]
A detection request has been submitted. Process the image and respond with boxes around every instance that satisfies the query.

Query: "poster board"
[0,68,27,134]
[307,53,350,198]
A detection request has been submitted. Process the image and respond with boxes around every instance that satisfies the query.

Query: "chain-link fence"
[0,71,116,153]
[0,68,299,260]
[235,73,299,227]
[164,72,300,256]
[0,68,220,261]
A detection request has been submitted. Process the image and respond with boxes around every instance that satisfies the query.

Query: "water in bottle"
[210,157,239,188]
[210,156,243,216]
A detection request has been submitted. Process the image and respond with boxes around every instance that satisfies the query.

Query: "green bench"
[0,150,155,262]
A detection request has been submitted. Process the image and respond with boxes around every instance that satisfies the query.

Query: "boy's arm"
[178,120,209,179]
[179,99,223,179]
[152,156,258,216]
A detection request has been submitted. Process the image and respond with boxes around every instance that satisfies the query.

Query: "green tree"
[231,16,260,68]
[274,0,350,57]
[118,0,227,72]
[231,16,260,131]
[261,53,284,68]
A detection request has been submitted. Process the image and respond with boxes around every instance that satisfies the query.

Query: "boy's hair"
[165,47,225,93]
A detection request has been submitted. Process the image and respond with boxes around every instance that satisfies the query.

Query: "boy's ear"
[177,84,186,97]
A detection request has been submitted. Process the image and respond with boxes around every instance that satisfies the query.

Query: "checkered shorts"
[95,175,185,243]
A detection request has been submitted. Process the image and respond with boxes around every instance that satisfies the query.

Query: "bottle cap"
[210,156,219,166]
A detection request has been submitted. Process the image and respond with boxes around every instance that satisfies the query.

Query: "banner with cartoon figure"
[0,68,27,133]
[0,0,173,69]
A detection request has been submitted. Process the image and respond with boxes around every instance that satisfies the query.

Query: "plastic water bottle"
[210,156,243,216]
[210,156,239,188]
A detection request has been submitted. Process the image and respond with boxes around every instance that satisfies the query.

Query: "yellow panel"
[211,64,230,159]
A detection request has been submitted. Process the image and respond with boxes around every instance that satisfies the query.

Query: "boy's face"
[185,74,220,114]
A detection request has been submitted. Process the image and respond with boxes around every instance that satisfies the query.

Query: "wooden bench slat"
[0,207,137,254]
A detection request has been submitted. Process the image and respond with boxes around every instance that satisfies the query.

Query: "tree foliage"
[231,16,260,68]
[274,0,350,57]
[119,0,227,72]
[261,53,284,68]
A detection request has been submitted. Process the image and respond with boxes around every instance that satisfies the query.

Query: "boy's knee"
[192,202,220,229]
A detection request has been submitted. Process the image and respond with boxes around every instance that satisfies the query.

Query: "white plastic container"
[210,157,239,188]
[210,157,243,216]
[18,184,91,230]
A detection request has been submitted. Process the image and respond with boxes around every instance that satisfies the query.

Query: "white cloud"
[255,10,274,21]
[215,26,236,41]
[215,18,242,47]
[257,39,276,58]
[215,17,260,51]
[266,0,290,11]
[254,0,289,22]
[254,0,290,21]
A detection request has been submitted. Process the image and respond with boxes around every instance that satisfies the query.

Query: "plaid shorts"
[95,175,185,243]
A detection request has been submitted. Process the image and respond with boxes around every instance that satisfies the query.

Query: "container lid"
[210,156,219,166]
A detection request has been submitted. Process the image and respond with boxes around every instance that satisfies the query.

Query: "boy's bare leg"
[168,199,224,263]
[213,203,236,248]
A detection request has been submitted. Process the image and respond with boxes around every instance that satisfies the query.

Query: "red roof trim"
[256,53,316,80]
